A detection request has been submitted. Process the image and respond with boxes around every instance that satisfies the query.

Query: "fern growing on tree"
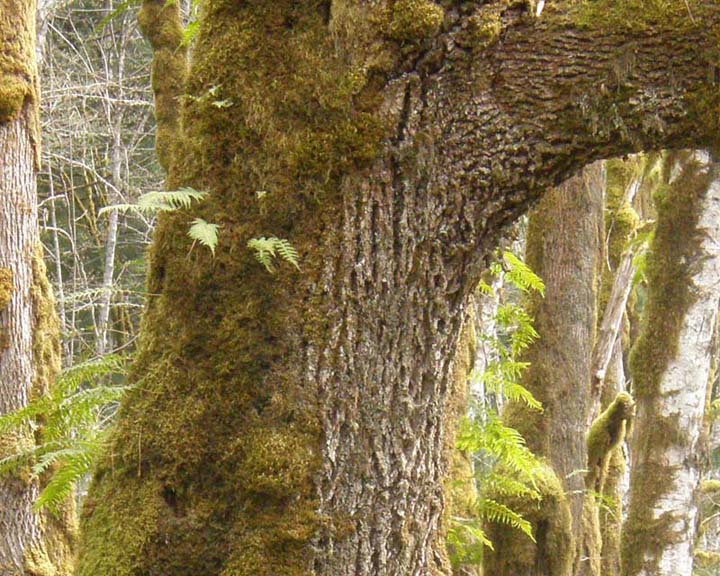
[0,355,129,513]
[449,249,546,566]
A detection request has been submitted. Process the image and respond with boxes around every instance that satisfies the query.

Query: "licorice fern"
[0,355,129,513]
[99,188,206,215]
[188,218,220,256]
[449,248,545,566]
[247,236,300,273]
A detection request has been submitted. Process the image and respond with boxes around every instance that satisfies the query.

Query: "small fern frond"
[99,188,205,216]
[478,498,535,541]
[188,218,220,256]
[247,236,300,273]
[503,251,545,296]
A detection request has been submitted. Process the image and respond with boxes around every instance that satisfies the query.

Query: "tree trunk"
[484,162,604,576]
[0,0,74,572]
[594,157,642,576]
[623,151,720,576]
[77,1,720,574]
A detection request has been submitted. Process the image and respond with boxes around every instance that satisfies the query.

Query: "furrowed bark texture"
[485,162,604,576]
[623,151,720,576]
[0,1,74,572]
[76,1,720,575]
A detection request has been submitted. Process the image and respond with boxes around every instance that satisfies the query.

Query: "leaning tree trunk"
[0,0,74,573]
[76,1,720,575]
[622,151,720,576]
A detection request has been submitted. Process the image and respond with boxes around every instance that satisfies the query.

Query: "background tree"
[484,163,604,576]
[623,151,720,576]
[74,1,720,575]
[0,0,75,572]
[38,0,159,363]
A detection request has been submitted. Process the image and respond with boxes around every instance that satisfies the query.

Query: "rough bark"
[76,1,720,575]
[0,1,75,572]
[623,151,720,576]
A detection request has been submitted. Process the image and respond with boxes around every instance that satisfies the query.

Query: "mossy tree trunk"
[0,0,75,573]
[622,151,720,576]
[76,1,720,575]
[594,157,641,576]
[484,163,604,576]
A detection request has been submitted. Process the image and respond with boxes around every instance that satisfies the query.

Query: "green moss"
[467,12,502,49]
[0,77,28,122]
[586,392,634,491]
[623,152,714,576]
[138,0,188,173]
[0,0,40,157]
[31,246,62,399]
[387,0,444,42]
[484,462,574,576]
[695,549,720,568]
[236,426,317,498]
[77,477,166,575]
[444,313,482,575]
[0,267,13,310]
[565,0,711,32]
[24,546,59,576]
[700,479,720,495]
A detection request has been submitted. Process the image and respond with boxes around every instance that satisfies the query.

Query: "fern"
[503,251,545,296]
[99,188,206,216]
[0,355,129,513]
[478,498,535,540]
[450,248,546,565]
[188,218,220,256]
[247,237,300,273]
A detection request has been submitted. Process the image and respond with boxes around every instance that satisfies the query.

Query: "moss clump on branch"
[138,0,187,172]
[586,391,634,491]
[387,0,444,42]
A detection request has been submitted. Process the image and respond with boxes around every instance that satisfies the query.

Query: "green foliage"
[98,0,142,29]
[449,250,546,565]
[188,218,220,256]
[247,237,301,274]
[0,355,129,513]
[502,251,545,296]
[100,187,225,256]
[99,188,206,215]
[474,253,544,409]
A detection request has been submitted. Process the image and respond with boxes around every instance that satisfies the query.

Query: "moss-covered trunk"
[76,1,720,574]
[593,158,641,576]
[622,151,720,576]
[0,0,75,572]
